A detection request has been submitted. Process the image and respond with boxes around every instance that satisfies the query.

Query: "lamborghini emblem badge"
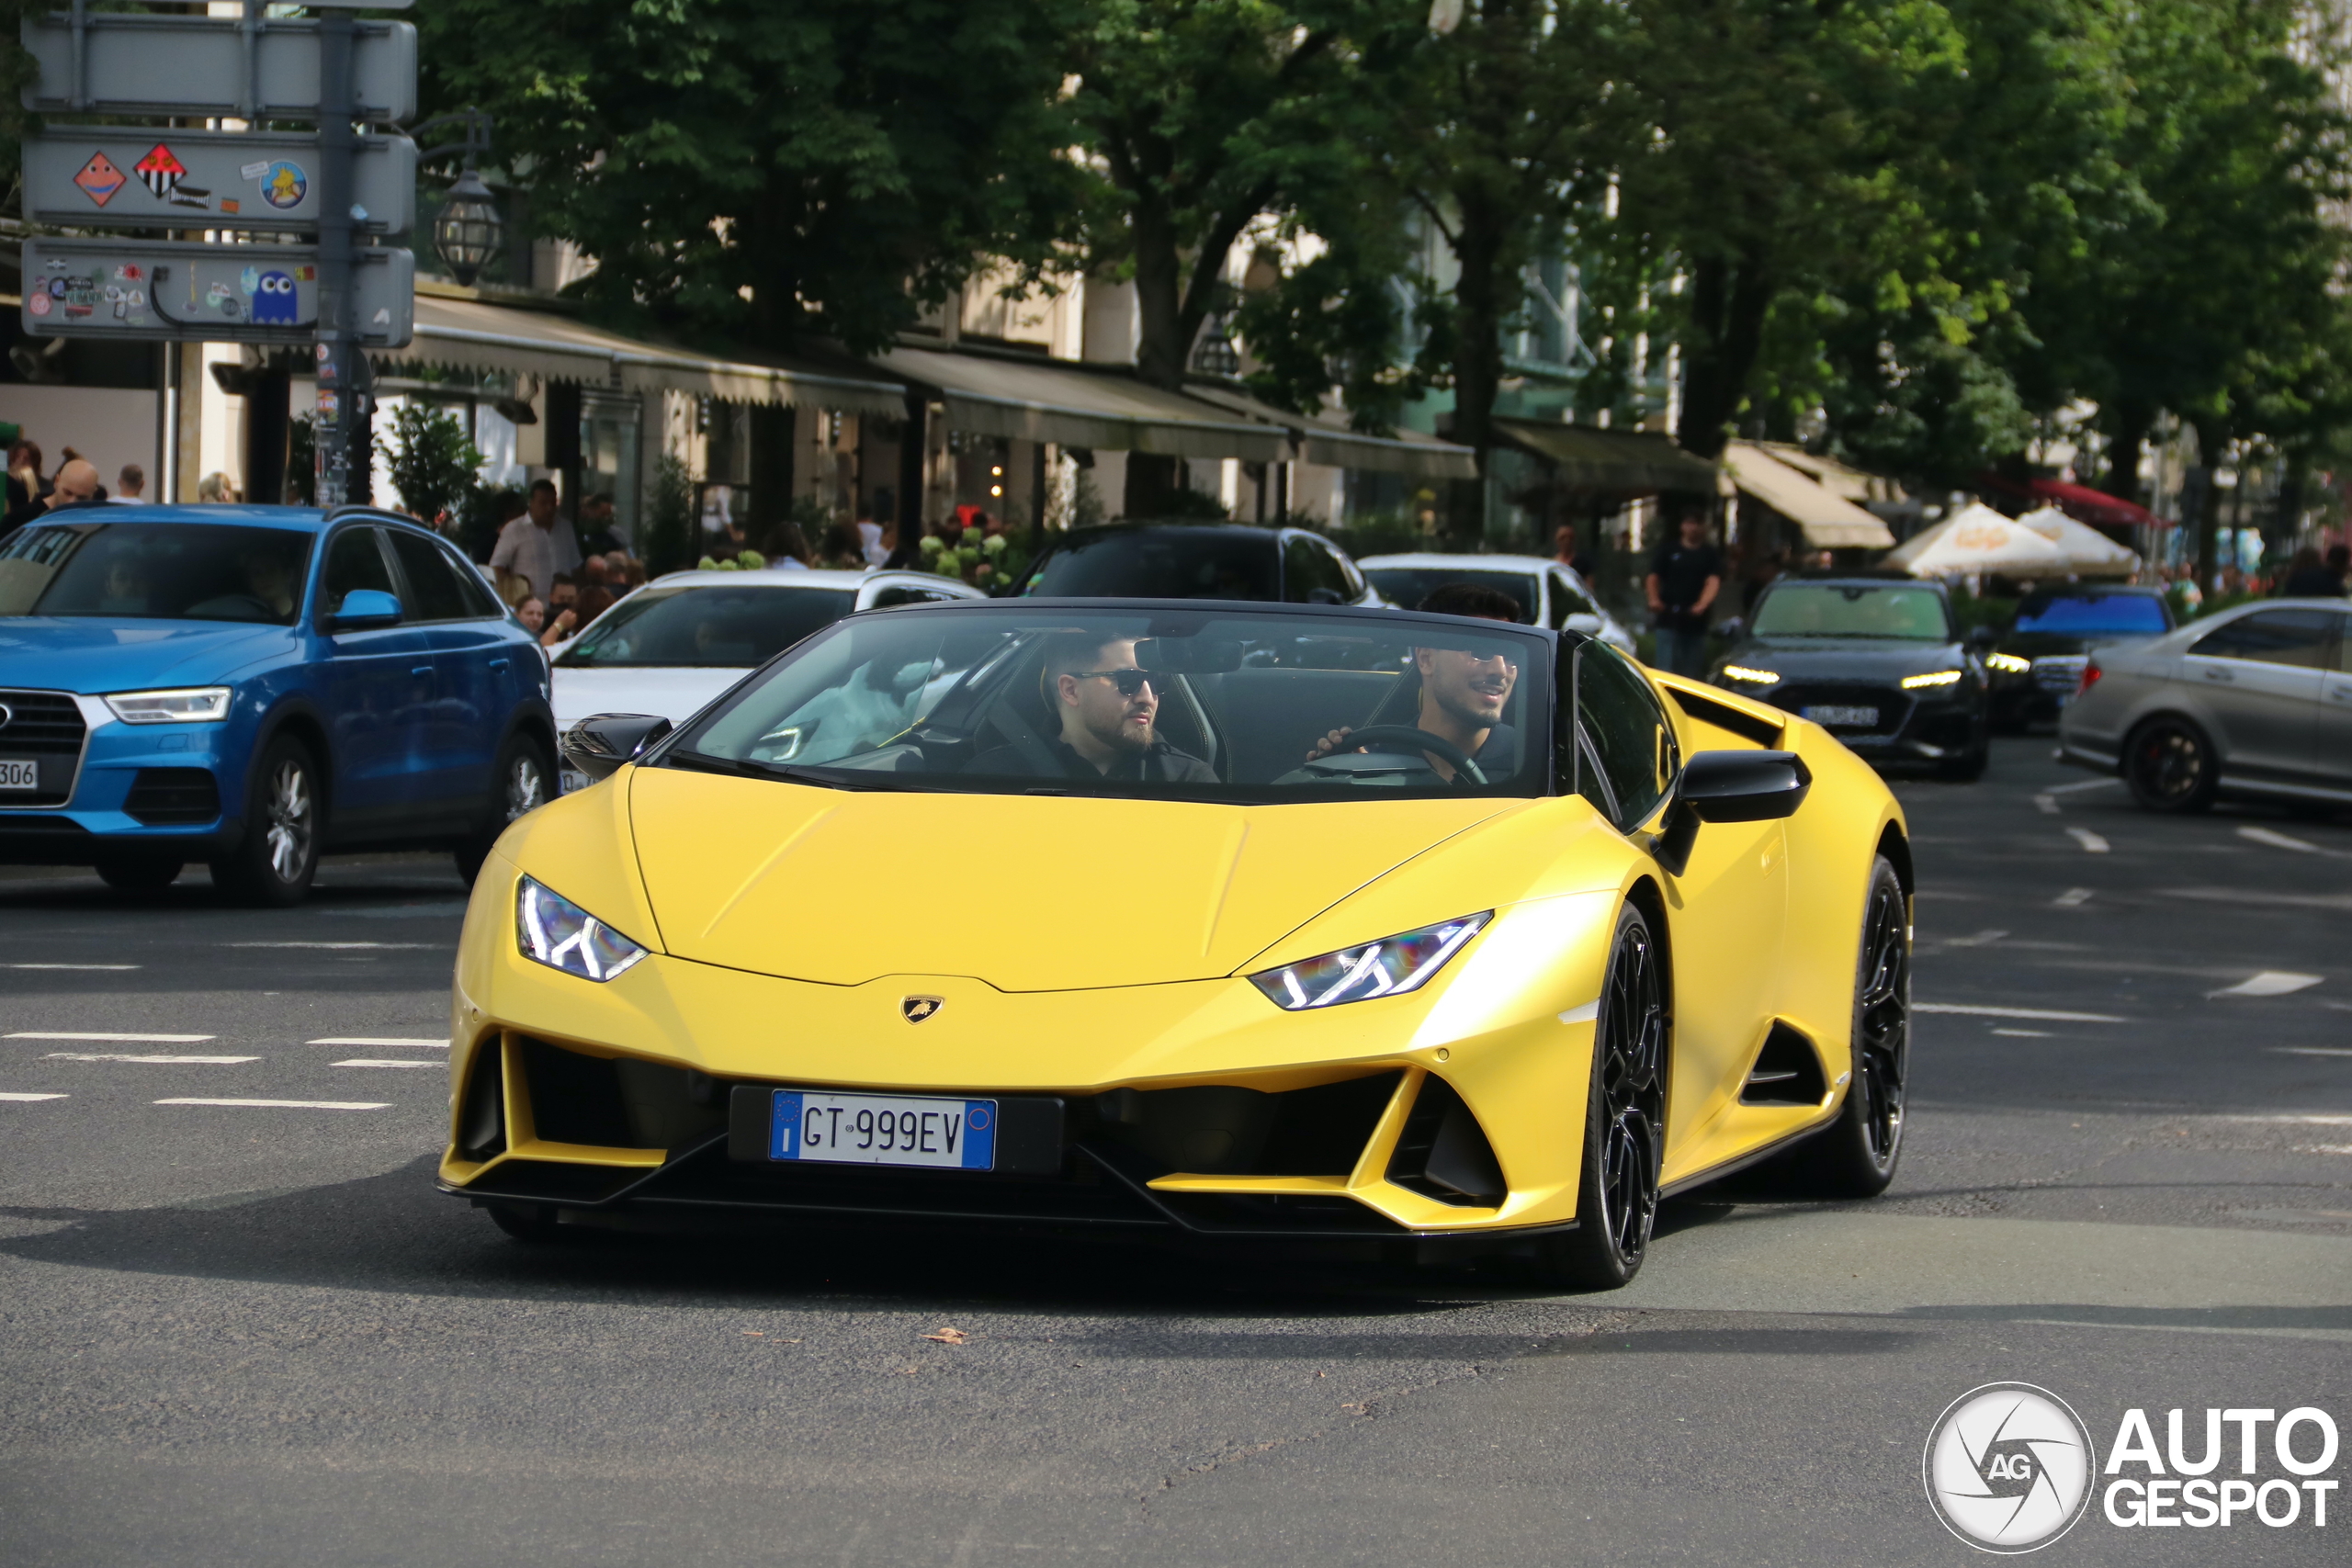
[901,995,944,1024]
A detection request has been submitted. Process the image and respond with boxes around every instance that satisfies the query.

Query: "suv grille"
[0,690,88,807]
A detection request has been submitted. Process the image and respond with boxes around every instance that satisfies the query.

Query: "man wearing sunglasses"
[971,631,1217,783]
[1306,582,1523,783]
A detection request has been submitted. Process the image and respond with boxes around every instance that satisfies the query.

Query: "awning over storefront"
[873,344,1286,463]
[1184,384,1478,479]
[378,294,908,416]
[1493,418,1718,493]
[1723,442,1897,549]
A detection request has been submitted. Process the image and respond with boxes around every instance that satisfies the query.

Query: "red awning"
[1978,473,2167,529]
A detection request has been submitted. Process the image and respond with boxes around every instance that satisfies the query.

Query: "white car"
[1357,551,1638,653]
[549,568,983,791]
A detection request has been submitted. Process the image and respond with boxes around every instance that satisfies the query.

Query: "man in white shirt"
[489,479,581,604]
[110,464,146,503]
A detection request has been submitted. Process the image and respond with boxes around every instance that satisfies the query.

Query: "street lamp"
[412,108,501,288]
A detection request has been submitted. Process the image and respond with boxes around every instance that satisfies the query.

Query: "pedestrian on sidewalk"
[111,464,147,504]
[490,479,577,604]
[45,458,104,513]
[1645,510,1724,678]
[5,440,47,532]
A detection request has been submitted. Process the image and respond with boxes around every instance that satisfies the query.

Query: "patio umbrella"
[1882,502,2071,578]
[2014,505,2142,576]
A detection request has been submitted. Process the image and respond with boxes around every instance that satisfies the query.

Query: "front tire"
[96,856,183,893]
[209,737,322,908]
[1533,900,1668,1290]
[1788,856,1909,1197]
[2123,715,2219,813]
[455,732,553,885]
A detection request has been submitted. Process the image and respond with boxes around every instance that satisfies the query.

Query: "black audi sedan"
[1710,576,1993,778]
[1986,582,2176,731]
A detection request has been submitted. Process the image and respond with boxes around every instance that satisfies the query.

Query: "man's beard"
[1086,709,1154,755]
[1432,679,1506,731]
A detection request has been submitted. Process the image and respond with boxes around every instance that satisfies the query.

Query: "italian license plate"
[769,1089,997,1170]
[0,759,38,791]
[1804,705,1878,728]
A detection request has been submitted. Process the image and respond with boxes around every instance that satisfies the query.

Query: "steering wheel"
[1327,724,1487,787]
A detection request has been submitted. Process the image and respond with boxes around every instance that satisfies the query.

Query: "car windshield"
[1021,530,1279,600]
[670,605,1551,801]
[556,583,858,668]
[2014,592,2169,637]
[0,521,313,625]
[1750,583,1951,640]
[1363,569,1543,624]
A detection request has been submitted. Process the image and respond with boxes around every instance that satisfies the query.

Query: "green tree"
[377,400,485,524]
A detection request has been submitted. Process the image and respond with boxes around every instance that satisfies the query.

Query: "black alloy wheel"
[1536,900,1668,1289]
[209,737,322,908]
[2123,716,2219,813]
[456,732,554,885]
[96,856,184,894]
[1790,855,1910,1197]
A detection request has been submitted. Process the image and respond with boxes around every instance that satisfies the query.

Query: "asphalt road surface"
[2,738,2346,1567]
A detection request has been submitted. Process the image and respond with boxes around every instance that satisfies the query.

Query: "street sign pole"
[315,7,360,507]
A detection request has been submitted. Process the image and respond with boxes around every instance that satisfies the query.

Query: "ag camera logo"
[1924,1382,2098,1552]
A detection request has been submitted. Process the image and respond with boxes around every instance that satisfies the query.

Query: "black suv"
[1014,524,1378,605]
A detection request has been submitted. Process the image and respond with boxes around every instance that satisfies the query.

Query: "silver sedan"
[2057,596,2352,811]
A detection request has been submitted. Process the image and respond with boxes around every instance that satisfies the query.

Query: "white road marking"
[44,1053,258,1065]
[154,1098,390,1111]
[2047,776,2123,794]
[332,1058,441,1069]
[1917,1003,2130,1022]
[2054,887,2094,908]
[6,1031,215,1043]
[2217,1114,2352,1125]
[2065,828,2110,853]
[2272,1047,2352,1058]
[2033,795,2060,816]
[2210,971,2324,998]
[0,1092,68,1102]
[3,963,139,971]
[1942,929,2009,947]
[228,941,439,951]
[2236,825,2330,854]
[306,1036,448,1048]
[1992,1028,2052,1037]
[2164,886,2352,911]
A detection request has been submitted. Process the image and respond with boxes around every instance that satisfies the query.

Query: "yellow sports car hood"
[623,766,1515,990]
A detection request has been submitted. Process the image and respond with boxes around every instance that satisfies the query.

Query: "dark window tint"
[321,527,394,618]
[1549,570,1599,627]
[1024,530,1279,601]
[387,530,474,622]
[1577,643,1677,829]
[0,522,313,625]
[2190,609,2336,669]
[1283,536,1351,604]
[1363,568,1541,624]
[556,585,858,667]
[869,586,955,609]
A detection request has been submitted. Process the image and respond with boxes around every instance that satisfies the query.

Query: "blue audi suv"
[0,504,556,904]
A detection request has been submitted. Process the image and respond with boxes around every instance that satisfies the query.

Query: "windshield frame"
[1747,581,1957,642]
[652,597,1562,804]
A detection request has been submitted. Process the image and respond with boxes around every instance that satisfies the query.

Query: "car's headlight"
[105,686,232,723]
[1901,669,1964,690]
[1985,652,2031,675]
[515,875,649,982]
[1250,913,1490,1010]
[1719,665,1780,684]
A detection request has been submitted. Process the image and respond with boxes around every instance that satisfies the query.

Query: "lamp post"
[412,108,502,287]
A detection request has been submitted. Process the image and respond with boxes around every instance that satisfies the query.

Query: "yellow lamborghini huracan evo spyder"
[443,598,1912,1287]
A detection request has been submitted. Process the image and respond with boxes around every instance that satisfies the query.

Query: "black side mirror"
[1651,750,1813,874]
[561,713,673,783]
[1716,616,1746,642]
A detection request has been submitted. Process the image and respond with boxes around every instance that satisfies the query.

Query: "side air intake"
[1385,1074,1506,1206]
[1740,1022,1829,1106]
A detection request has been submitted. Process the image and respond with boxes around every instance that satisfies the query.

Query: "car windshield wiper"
[664,749,909,792]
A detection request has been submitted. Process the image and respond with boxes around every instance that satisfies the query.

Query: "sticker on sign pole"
[260,162,308,209]
[74,152,127,207]
[136,144,187,199]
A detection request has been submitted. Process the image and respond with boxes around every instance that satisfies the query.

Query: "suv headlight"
[1250,913,1490,1010]
[515,875,649,981]
[1901,669,1964,690]
[105,686,232,723]
[1984,652,2031,675]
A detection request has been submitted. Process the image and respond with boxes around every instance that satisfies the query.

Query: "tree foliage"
[377,400,484,524]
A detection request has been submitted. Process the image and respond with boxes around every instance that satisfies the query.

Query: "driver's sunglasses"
[1073,667,1156,697]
